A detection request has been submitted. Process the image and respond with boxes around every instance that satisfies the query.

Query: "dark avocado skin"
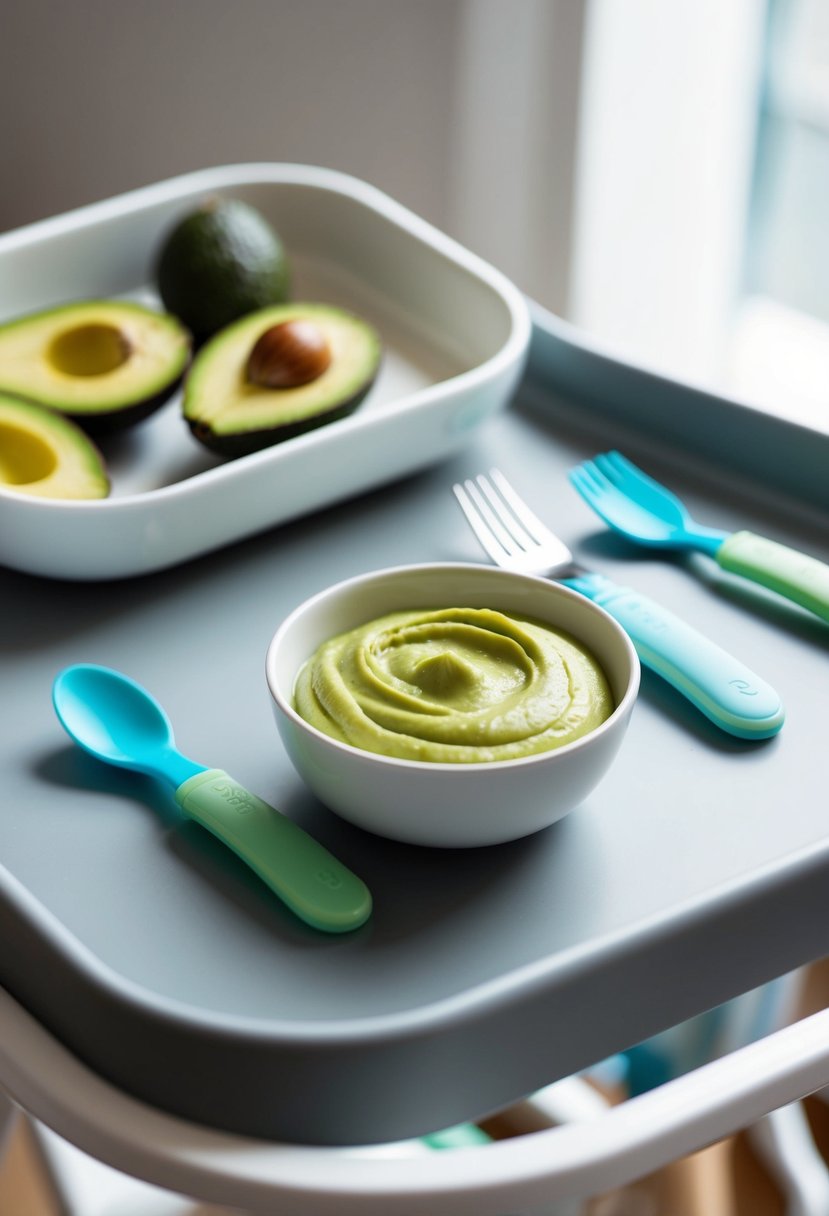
[66,371,188,436]
[156,199,291,344]
[187,379,376,457]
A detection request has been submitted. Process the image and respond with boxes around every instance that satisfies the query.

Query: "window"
[729,0,829,433]
[568,0,829,435]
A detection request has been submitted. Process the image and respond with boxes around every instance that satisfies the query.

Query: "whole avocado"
[156,198,291,343]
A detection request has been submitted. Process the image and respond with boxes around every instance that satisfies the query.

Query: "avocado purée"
[294,607,613,764]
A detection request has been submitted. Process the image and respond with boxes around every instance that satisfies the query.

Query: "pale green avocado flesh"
[295,607,614,764]
[0,300,190,433]
[183,303,382,456]
[0,393,109,500]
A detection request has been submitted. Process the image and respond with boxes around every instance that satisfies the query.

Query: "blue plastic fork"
[569,452,829,624]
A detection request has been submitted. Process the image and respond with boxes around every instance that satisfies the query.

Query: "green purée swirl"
[294,607,613,764]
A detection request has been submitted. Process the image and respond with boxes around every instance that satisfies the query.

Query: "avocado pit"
[48,323,132,377]
[246,320,332,389]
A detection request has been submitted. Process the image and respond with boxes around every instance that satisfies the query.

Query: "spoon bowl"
[53,665,201,786]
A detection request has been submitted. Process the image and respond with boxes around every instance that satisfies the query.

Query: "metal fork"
[453,468,578,579]
[452,469,784,739]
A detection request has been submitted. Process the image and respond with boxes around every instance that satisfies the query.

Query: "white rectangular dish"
[0,164,530,580]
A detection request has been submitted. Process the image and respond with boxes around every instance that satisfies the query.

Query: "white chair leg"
[0,1090,19,1163]
[31,1119,240,1215]
[746,1101,829,1216]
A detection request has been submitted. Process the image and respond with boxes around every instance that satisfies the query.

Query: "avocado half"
[0,300,190,434]
[0,392,109,500]
[183,303,382,457]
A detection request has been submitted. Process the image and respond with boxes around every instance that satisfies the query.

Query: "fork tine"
[593,452,629,487]
[592,451,642,489]
[455,470,575,573]
[473,472,538,554]
[474,469,544,556]
[452,481,513,565]
[568,463,626,533]
[605,451,656,482]
[462,476,527,556]
[571,455,641,503]
[568,462,606,501]
[602,451,687,505]
[590,451,689,518]
[605,451,637,476]
[486,468,554,546]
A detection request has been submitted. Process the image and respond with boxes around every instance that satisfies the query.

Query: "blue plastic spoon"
[52,664,372,933]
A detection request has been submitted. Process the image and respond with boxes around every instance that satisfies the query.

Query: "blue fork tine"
[567,461,635,536]
[595,452,690,512]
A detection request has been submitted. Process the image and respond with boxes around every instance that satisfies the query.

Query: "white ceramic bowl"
[265,564,640,848]
[0,164,529,580]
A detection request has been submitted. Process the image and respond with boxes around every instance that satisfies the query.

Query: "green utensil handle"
[717,532,829,624]
[175,769,372,933]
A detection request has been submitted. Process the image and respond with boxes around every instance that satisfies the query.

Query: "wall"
[0,0,461,234]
